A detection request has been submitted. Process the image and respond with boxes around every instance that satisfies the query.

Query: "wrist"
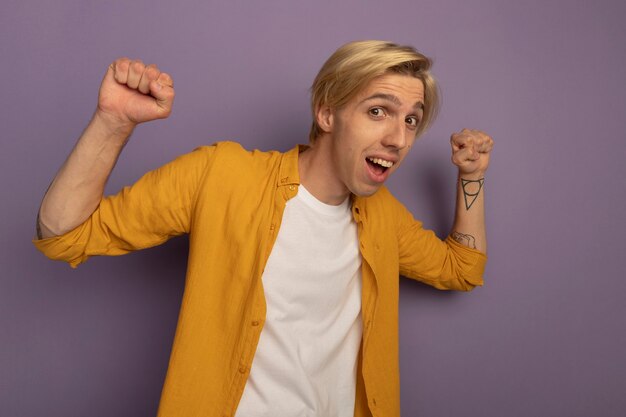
[458,170,486,181]
[91,110,136,142]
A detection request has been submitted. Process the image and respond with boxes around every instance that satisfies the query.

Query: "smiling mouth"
[366,157,394,175]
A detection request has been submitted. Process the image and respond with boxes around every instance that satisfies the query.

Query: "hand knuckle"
[146,67,159,78]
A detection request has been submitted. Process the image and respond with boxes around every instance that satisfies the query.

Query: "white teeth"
[367,157,394,168]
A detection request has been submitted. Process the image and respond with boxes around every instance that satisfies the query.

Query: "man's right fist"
[96,58,175,131]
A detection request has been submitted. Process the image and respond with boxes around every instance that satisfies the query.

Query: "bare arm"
[448,128,494,254]
[37,58,175,239]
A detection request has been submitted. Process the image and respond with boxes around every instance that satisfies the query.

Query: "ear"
[315,104,334,134]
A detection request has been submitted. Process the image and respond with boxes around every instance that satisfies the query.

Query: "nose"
[381,119,408,150]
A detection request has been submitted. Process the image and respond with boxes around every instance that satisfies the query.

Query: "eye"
[405,116,419,129]
[368,107,386,118]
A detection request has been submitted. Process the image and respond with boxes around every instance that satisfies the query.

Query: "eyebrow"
[363,93,424,110]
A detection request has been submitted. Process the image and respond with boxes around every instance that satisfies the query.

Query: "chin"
[350,184,382,198]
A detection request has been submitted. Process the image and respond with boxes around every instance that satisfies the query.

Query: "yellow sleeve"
[32,145,215,268]
[395,199,487,291]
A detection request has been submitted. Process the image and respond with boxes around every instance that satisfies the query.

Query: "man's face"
[325,73,425,198]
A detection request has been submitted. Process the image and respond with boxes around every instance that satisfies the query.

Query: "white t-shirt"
[235,185,362,417]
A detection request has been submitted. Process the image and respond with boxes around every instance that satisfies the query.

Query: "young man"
[35,41,493,417]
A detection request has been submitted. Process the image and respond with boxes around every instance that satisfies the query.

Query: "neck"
[298,137,350,205]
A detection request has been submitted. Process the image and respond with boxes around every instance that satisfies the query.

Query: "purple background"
[2,1,625,416]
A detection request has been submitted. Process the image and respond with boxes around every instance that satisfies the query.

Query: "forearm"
[450,173,486,253]
[447,128,493,254]
[36,58,175,240]
[37,111,133,238]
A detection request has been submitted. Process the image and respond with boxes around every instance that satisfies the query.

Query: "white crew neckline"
[296,184,350,216]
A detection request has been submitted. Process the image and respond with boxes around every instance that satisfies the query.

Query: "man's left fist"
[450,128,494,179]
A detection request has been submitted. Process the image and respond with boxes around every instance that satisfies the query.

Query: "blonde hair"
[309,40,439,142]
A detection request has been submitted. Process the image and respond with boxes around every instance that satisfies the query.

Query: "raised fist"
[450,128,494,179]
[96,58,175,132]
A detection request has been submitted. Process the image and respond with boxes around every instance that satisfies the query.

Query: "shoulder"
[198,141,283,164]
[173,141,283,174]
[184,141,291,192]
